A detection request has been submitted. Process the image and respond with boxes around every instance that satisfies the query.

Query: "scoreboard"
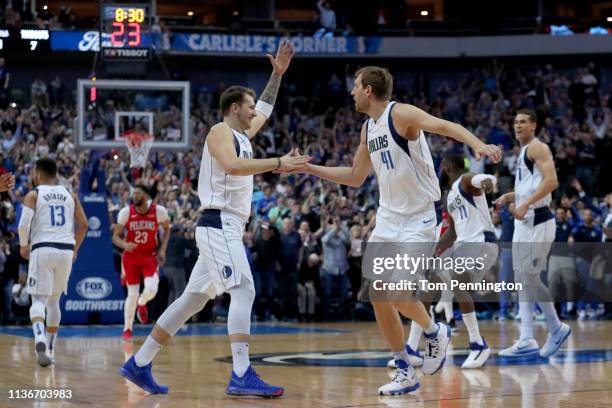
[100,3,151,60]
[0,29,51,53]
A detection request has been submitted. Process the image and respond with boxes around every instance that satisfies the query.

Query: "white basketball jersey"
[30,185,75,246]
[366,101,440,216]
[515,141,551,217]
[446,175,495,242]
[198,127,254,220]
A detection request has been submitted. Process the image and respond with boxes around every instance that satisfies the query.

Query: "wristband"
[255,100,274,118]
[276,157,281,170]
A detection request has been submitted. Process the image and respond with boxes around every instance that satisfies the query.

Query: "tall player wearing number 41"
[18,158,88,367]
[113,184,171,341]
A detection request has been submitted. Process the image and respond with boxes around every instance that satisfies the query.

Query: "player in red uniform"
[113,184,171,341]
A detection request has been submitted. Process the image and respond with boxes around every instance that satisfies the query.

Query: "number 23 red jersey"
[118,203,168,255]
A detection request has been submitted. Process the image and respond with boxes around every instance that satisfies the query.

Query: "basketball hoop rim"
[124,131,155,148]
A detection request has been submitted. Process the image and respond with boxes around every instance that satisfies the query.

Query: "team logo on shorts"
[222,266,233,279]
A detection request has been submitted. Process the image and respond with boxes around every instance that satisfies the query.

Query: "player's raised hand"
[474,144,503,163]
[481,179,495,194]
[0,173,15,192]
[267,40,295,76]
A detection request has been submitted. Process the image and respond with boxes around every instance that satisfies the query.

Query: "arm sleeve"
[117,207,129,226]
[18,207,35,246]
[156,205,169,223]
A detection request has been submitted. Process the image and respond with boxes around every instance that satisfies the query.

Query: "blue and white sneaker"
[461,338,491,369]
[118,356,169,394]
[422,323,451,375]
[387,345,424,369]
[226,366,284,398]
[378,360,420,395]
[498,338,539,357]
[539,323,571,358]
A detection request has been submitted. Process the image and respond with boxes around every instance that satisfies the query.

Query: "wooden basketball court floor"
[1,320,611,407]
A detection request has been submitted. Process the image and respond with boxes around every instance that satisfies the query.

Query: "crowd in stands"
[0,57,610,325]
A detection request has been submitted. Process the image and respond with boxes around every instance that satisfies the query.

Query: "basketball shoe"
[378,360,420,395]
[119,356,169,394]
[422,323,451,375]
[498,338,539,357]
[539,323,571,358]
[226,366,284,398]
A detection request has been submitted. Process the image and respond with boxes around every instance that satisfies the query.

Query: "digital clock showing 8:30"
[102,4,149,48]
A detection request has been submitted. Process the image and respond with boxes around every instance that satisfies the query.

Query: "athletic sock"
[538,302,562,333]
[423,320,439,336]
[518,301,535,340]
[134,336,162,367]
[406,322,423,351]
[462,312,483,344]
[231,342,250,377]
[32,321,46,344]
[392,350,410,368]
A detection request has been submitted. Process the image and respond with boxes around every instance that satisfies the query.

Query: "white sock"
[231,342,250,377]
[134,336,162,367]
[443,302,453,323]
[124,293,138,332]
[537,302,562,333]
[32,321,46,343]
[423,319,438,335]
[462,312,482,344]
[46,332,57,354]
[519,301,534,340]
[406,322,423,351]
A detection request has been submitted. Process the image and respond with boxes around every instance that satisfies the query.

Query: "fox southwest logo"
[216,349,612,367]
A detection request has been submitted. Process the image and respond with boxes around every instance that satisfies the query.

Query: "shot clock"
[100,3,152,60]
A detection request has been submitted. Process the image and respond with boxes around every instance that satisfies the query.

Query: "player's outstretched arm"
[72,194,89,262]
[302,122,372,187]
[18,190,37,260]
[514,141,558,220]
[246,40,295,139]
[392,103,502,163]
[209,123,309,176]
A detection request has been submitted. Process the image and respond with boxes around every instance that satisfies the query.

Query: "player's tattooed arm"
[259,73,282,107]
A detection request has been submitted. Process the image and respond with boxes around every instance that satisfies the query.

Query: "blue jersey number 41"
[381,150,395,170]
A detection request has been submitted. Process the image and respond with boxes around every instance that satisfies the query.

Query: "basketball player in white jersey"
[120,41,308,397]
[284,66,502,394]
[496,110,571,357]
[388,154,499,370]
[18,158,88,367]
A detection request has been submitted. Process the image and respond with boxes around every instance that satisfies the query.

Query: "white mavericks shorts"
[512,207,555,277]
[184,210,252,297]
[27,244,74,296]
[365,205,439,283]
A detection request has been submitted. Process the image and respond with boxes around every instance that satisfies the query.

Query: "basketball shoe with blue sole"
[498,338,540,357]
[540,323,571,358]
[118,356,169,394]
[422,323,451,375]
[387,345,424,369]
[226,366,284,398]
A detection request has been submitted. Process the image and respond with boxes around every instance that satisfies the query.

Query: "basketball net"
[124,131,154,169]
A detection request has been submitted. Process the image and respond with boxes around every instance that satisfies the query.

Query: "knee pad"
[29,297,47,320]
[46,294,62,327]
[227,280,256,336]
[144,274,159,292]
